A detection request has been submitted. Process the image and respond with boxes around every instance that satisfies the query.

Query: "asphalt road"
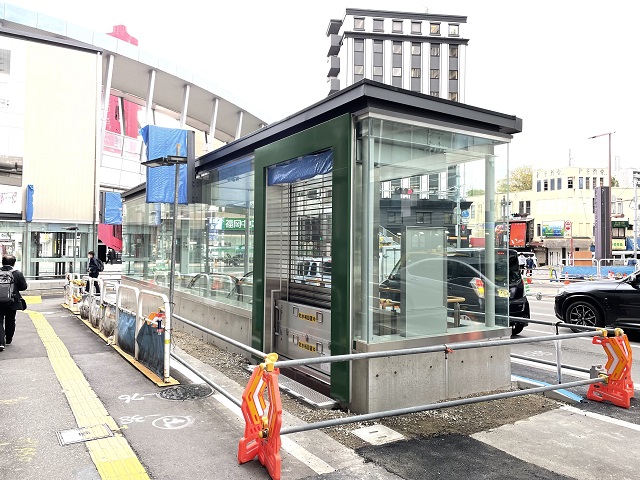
[515,279,640,388]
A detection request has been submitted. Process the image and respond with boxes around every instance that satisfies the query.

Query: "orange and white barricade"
[588,329,634,408]
[238,353,282,480]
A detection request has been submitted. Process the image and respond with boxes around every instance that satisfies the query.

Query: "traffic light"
[394,187,414,195]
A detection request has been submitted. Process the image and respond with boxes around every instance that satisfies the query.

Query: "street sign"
[564,220,572,231]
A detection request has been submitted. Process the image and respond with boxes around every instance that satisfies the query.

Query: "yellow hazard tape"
[27,310,149,479]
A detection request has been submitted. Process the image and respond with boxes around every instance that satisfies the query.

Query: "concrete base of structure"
[25,279,66,297]
[350,345,512,414]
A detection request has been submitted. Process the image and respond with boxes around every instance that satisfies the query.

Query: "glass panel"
[354,117,512,344]
[122,156,255,310]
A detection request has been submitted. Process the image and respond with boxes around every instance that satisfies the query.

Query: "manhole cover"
[157,384,214,401]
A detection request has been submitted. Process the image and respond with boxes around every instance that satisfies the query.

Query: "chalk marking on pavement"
[27,309,149,480]
[561,405,640,433]
[170,356,336,475]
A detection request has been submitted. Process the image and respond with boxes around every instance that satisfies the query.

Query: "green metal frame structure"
[253,114,352,403]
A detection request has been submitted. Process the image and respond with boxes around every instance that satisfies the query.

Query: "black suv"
[380,248,529,335]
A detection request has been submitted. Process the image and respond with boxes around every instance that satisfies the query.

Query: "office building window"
[354,39,364,52]
[354,17,365,30]
[526,201,531,214]
[411,68,421,78]
[449,70,458,80]
[430,44,440,56]
[388,211,402,223]
[373,66,383,76]
[537,180,541,192]
[354,65,364,75]
[430,91,439,96]
[568,177,574,188]
[430,23,441,35]
[411,43,421,55]
[449,45,459,58]
[416,212,432,224]
[430,69,440,79]
[550,178,555,190]
[373,40,383,53]
[392,20,402,32]
[537,224,541,236]
[600,177,604,186]
[373,18,384,31]
[392,42,402,54]
[411,21,422,34]
[449,24,459,36]
[585,177,590,189]
[557,178,562,190]
[592,177,596,188]
[579,177,583,189]
[392,68,402,77]
[519,201,524,214]
[543,180,549,191]
[449,92,458,101]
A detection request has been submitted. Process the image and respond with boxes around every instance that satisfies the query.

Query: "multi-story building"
[0,3,265,277]
[326,8,467,100]
[466,166,640,266]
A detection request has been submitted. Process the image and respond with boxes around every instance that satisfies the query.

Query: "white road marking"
[169,357,336,475]
[561,405,640,433]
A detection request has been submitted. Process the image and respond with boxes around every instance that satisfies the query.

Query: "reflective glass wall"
[122,156,254,309]
[354,116,513,344]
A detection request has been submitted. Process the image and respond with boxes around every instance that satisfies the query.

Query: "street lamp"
[587,131,615,187]
[141,153,188,333]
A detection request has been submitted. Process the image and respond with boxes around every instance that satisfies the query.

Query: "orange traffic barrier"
[587,329,634,408]
[238,353,282,480]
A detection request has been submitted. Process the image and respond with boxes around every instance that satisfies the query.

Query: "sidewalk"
[2,296,639,480]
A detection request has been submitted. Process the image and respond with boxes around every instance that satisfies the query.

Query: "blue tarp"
[267,150,332,186]
[625,237,640,251]
[136,322,165,379]
[140,125,188,204]
[117,310,136,356]
[26,184,34,222]
[104,192,122,225]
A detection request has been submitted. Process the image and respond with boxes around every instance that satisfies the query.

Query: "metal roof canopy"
[197,79,523,171]
[0,7,265,144]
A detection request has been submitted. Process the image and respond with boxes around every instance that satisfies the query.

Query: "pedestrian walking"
[86,251,101,294]
[0,255,28,351]
[107,248,116,265]
[525,256,534,276]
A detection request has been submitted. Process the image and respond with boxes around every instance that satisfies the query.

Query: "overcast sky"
[14,0,640,174]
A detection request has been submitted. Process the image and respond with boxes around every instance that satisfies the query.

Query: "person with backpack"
[0,255,28,351]
[86,251,103,294]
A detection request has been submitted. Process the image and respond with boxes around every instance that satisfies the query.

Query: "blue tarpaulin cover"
[104,192,123,225]
[140,125,188,204]
[26,184,34,222]
[117,310,136,356]
[136,322,165,379]
[561,266,636,278]
[267,150,332,186]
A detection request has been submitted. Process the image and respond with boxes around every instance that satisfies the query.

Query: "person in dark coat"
[107,248,116,265]
[86,250,100,294]
[0,255,28,351]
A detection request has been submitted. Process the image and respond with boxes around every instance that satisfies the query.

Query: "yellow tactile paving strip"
[27,309,150,479]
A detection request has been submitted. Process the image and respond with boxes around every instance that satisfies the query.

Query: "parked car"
[554,270,640,332]
[380,248,529,335]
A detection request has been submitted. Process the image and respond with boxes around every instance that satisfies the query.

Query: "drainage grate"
[246,366,337,409]
[157,384,214,401]
[57,424,114,446]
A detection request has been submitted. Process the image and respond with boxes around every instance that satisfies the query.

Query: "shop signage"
[612,239,627,251]
[209,217,254,231]
[541,221,567,238]
[611,220,629,228]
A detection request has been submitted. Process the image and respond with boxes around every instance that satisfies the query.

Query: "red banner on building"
[509,222,526,247]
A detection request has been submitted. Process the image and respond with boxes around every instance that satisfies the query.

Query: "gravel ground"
[172,330,560,450]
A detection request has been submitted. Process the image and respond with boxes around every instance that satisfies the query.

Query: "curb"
[511,375,583,404]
